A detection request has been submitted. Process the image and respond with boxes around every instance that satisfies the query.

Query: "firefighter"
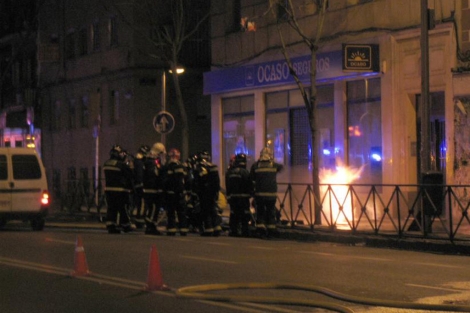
[164,148,189,236]
[193,150,222,236]
[103,145,134,234]
[142,142,166,235]
[132,144,149,228]
[250,147,283,239]
[185,154,202,233]
[225,153,253,237]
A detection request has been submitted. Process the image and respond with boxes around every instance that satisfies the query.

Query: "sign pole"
[161,70,166,146]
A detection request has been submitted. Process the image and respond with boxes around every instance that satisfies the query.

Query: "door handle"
[9,182,14,188]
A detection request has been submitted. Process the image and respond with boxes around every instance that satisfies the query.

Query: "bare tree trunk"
[170,62,189,160]
[309,48,322,225]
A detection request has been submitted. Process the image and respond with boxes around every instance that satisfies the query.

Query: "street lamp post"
[160,67,185,147]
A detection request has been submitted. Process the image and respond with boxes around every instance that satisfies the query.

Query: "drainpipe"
[420,0,431,173]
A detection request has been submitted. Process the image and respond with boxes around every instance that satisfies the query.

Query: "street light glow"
[169,67,185,74]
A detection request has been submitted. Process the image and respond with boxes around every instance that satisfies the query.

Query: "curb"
[44,213,470,256]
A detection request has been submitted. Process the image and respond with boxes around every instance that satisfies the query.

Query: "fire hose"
[175,282,470,313]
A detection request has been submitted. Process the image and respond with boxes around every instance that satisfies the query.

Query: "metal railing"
[277,183,470,243]
[55,179,470,243]
[55,179,106,214]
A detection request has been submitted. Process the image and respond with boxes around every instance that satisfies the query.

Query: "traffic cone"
[145,244,169,291]
[70,235,90,277]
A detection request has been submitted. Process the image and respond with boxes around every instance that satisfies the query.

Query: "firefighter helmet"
[110,144,124,160]
[235,153,247,167]
[259,147,273,161]
[138,144,150,155]
[168,148,181,160]
[198,150,211,162]
[150,142,166,157]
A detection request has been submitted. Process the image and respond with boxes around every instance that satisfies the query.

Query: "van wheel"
[31,217,45,231]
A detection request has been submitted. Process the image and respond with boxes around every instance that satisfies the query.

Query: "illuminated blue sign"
[204,50,376,94]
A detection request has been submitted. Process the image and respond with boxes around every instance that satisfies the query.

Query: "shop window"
[266,86,334,183]
[347,78,382,184]
[222,95,255,170]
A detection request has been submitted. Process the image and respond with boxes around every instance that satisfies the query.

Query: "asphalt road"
[1,226,470,312]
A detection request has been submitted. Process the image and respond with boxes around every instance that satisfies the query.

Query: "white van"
[0,147,50,231]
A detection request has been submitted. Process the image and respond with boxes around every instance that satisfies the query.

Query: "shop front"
[205,25,457,191]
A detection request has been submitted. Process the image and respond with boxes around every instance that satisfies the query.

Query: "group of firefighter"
[103,142,283,238]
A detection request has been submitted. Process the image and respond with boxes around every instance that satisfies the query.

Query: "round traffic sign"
[153,111,175,134]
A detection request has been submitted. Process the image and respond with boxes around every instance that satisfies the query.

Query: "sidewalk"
[45,208,470,256]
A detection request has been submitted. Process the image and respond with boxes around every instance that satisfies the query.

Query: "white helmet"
[150,142,166,157]
[259,147,273,161]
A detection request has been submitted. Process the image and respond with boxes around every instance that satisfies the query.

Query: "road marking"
[45,238,75,245]
[0,256,279,312]
[298,251,335,256]
[0,256,70,275]
[241,301,310,312]
[248,245,279,250]
[206,242,232,246]
[181,255,238,264]
[297,250,390,261]
[406,283,462,292]
[414,262,466,269]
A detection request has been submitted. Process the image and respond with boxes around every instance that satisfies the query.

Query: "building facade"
[37,0,211,204]
[0,0,41,153]
[206,0,470,193]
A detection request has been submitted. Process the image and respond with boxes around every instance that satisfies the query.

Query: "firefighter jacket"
[194,160,220,199]
[250,159,283,198]
[103,158,133,193]
[225,166,253,200]
[133,153,145,189]
[165,160,187,196]
[143,156,165,194]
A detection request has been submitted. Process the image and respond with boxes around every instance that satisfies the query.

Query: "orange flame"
[319,158,364,229]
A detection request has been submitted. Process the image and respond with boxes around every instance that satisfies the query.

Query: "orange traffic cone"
[70,235,90,277]
[145,244,169,291]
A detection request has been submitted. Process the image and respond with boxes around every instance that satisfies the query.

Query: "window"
[109,90,119,125]
[80,96,89,128]
[347,78,382,184]
[92,21,100,51]
[266,86,334,183]
[277,0,292,20]
[68,99,76,129]
[78,28,87,56]
[108,16,118,47]
[231,0,241,32]
[52,100,62,131]
[0,155,7,180]
[65,31,75,59]
[223,95,255,170]
[12,155,42,180]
